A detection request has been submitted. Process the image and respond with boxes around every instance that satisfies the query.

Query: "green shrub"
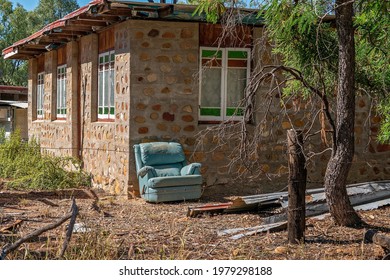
[0,129,91,190]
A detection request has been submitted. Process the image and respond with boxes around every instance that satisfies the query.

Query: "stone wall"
[27,19,390,198]
[127,20,200,195]
[28,42,79,158]
[79,23,131,195]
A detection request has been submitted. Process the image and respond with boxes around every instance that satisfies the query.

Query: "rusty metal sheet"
[187,202,233,217]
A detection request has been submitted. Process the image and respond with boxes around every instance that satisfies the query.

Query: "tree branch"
[0,199,78,260]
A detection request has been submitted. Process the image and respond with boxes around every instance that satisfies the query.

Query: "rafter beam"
[69,19,108,27]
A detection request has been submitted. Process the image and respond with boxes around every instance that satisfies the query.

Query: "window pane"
[200,68,222,116]
[57,79,61,110]
[98,71,103,107]
[62,78,66,112]
[104,69,109,108]
[226,68,246,116]
[228,51,248,59]
[110,68,115,114]
[202,50,222,59]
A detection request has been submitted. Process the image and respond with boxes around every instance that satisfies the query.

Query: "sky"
[10,0,91,11]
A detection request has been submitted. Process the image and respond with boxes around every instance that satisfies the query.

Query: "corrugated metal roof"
[2,1,262,60]
[0,86,28,94]
[0,100,28,109]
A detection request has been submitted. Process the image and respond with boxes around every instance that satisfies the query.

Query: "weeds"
[0,129,90,190]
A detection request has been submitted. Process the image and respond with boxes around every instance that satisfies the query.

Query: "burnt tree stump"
[287,129,307,244]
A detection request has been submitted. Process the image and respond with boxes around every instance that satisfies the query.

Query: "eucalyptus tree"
[195,0,389,226]
[0,0,80,86]
[0,0,30,85]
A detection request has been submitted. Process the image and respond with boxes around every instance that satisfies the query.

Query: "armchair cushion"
[149,175,202,188]
[140,142,185,165]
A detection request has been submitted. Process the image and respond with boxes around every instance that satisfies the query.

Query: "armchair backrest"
[139,142,186,166]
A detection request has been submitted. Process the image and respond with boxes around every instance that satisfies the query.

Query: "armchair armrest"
[181,163,201,175]
[137,166,157,178]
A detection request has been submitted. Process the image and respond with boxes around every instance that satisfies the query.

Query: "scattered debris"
[215,181,390,240]
[37,198,59,207]
[71,223,91,233]
[274,246,288,254]
[0,199,78,260]
[364,230,390,260]
[187,202,233,217]
[218,222,287,240]
[0,219,23,234]
[58,199,79,259]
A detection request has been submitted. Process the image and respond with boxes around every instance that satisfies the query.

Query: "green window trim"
[226,107,244,116]
[199,47,250,122]
[98,50,115,120]
[200,107,221,116]
[202,49,223,58]
[228,51,248,59]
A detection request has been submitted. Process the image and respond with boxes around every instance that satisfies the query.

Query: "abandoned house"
[0,85,28,140]
[2,0,389,197]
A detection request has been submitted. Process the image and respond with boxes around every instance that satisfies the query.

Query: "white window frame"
[98,50,115,120]
[56,64,67,119]
[37,72,44,119]
[199,47,251,122]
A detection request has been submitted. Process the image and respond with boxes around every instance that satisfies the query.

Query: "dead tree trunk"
[287,129,306,244]
[323,0,362,226]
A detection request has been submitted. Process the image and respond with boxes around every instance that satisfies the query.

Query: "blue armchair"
[133,142,203,202]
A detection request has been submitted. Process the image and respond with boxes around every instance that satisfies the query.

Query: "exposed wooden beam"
[70,19,108,27]
[46,34,79,41]
[76,14,119,23]
[101,8,132,17]
[16,50,43,56]
[49,29,89,36]
[23,44,47,50]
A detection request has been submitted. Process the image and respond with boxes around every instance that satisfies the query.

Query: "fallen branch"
[0,219,23,234]
[37,198,59,207]
[0,199,78,260]
[364,230,390,259]
[58,198,79,259]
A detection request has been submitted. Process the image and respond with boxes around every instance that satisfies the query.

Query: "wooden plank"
[98,26,115,53]
[37,54,45,73]
[199,23,252,48]
[187,202,233,217]
[57,45,67,66]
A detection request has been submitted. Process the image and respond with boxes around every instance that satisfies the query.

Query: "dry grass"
[1,188,389,260]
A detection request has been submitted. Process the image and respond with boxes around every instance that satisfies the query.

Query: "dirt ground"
[1,187,389,260]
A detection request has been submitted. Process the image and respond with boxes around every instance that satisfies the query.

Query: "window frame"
[37,71,45,119]
[98,50,115,121]
[199,47,251,122]
[56,64,67,119]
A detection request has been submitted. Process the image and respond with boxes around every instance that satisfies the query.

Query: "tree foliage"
[195,0,389,141]
[0,0,79,86]
[31,0,79,28]
[195,0,389,226]
[0,0,31,85]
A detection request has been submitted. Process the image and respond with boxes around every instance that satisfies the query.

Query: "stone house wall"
[27,19,390,197]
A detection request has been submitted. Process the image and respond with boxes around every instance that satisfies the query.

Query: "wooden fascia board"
[69,19,108,27]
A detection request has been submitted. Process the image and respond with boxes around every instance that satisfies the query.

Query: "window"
[199,48,250,121]
[98,51,115,120]
[56,65,67,119]
[37,72,44,119]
